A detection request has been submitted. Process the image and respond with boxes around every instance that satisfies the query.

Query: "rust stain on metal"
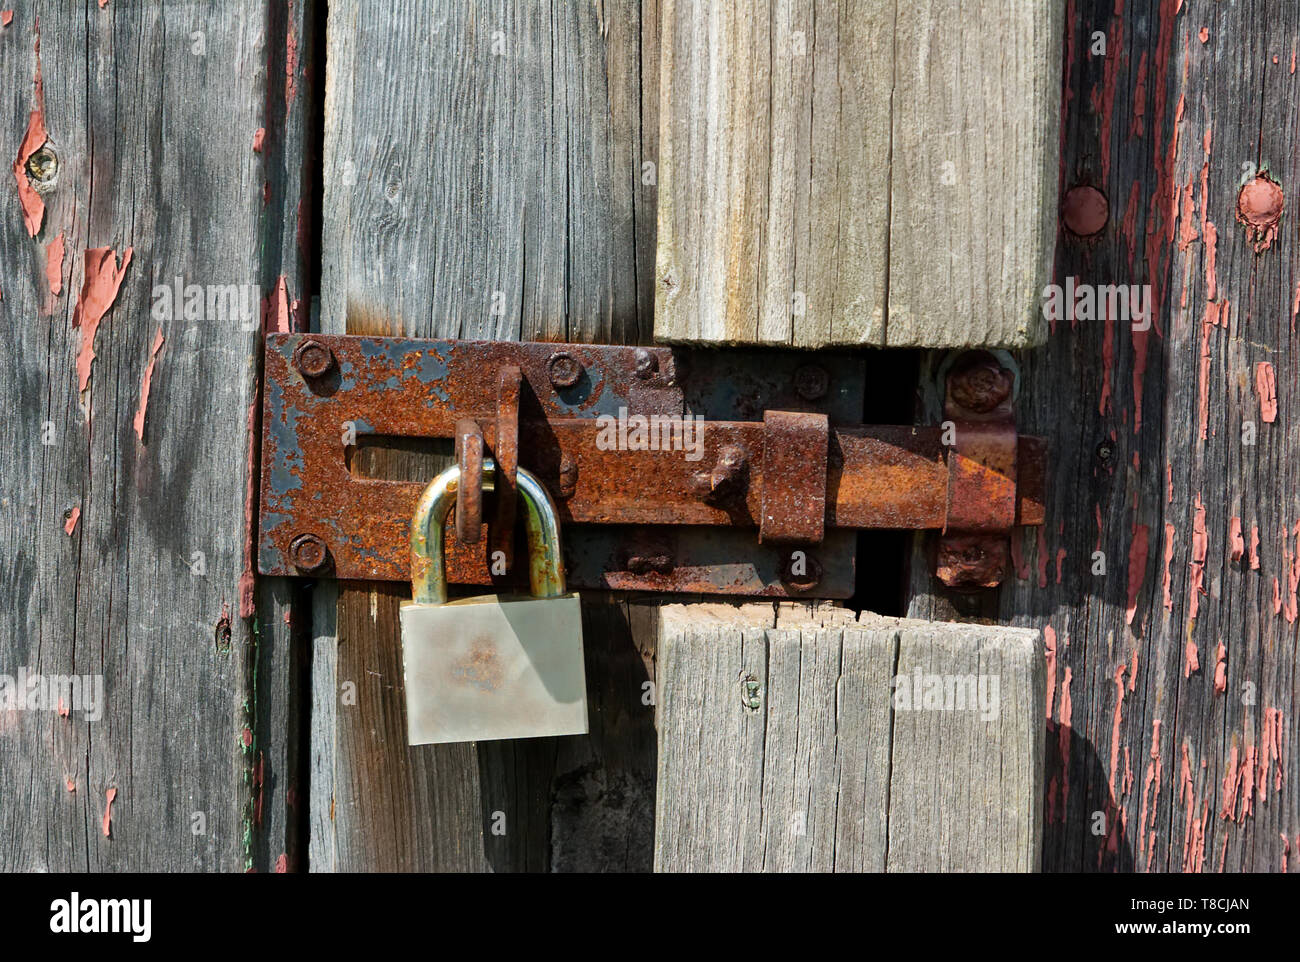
[453,418,484,544]
[258,335,1044,596]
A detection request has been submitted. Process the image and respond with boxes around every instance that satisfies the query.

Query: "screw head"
[547,352,582,389]
[633,348,658,379]
[289,533,330,573]
[947,352,1013,413]
[794,364,829,401]
[293,338,336,379]
[1061,184,1109,237]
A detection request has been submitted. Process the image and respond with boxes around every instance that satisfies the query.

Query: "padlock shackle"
[409,459,567,604]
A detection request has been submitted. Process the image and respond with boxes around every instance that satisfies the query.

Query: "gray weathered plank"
[885,0,1063,348]
[317,0,660,871]
[654,605,1043,871]
[0,1,283,871]
[654,0,1060,348]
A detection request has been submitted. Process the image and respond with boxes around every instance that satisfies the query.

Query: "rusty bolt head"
[1061,184,1109,237]
[936,535,1008,590]
[557,455,578,499]
[547,352,583,389]
[26,145,58,186]
[794,364,829,401]
[289,533,331,574]
[947,352,1013,414]
[780,552,822,591]
[293,338,336,379]
[633,348,658,379]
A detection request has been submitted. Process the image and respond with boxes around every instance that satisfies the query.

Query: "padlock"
[400,457,588,745]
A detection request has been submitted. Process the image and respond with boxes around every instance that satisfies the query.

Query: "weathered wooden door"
[4,0,1292,876]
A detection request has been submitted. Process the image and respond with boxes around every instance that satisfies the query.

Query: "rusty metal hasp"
[258,335,1045,597]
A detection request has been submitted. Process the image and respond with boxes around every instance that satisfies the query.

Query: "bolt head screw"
[547,352,582,389]
[947,352,1012,413]
[633,348,658,379]
[794,364,829,401]
[289,533,330,573]
[293,338,336,379]
[1061,184,1109,237]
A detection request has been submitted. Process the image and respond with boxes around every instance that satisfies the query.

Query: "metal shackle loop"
[410,460,567,605]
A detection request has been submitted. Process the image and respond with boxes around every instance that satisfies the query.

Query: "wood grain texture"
[0,1,285,871]
[654,0,1060,348]
[317,0,661,871]
[654,605,1043,871]
[885,0,1063,348]
[908,0,1300,873]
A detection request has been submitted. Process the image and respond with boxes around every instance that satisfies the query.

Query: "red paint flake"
[1095,504,1104,553]
[1273,577,1283,615]
[1162,523,1176,611]
[241,727,253,748]
[65,778,75,792]
[1286,522,1300,624]
[1119,180,1141,270]
[1044,625,1057,719]
[262,181,270,205]
[1177,181,1198,249]
[252,127,265,153]
[1188,494,1208,621]
[1250,525,1261,569]
[1055,547,1066,584]
[63,506,80,536]
[1,12,12,26]
[57,697,68,718]
[1198,26,1208,43]
[1109,663,1128,798]
[1204,221,1218,300]
[1196,303,1219,441]
[102,787,116,838]
[1220,744,1239,821]
[73,247,134,392]
[1184,637,1199,677]
[45,232,64,299]
[253,751,264,826]
[13,108,47,237]
[1229,517,1244,561]
[132,327,165,442]
[98,0,108,7]
[1125,524,1150,626]
[1166,462,1173,503]
[1140,719,1163,868]
[1099,313,1114,415]
[275,854,288,873]
[1059,667,1073,818]
[1098,4,1123,186]
[1129,52,1148,140]
[1255,362,1277,423]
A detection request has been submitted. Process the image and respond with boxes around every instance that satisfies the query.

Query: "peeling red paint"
[1255,362,1277,423]
[45,232,64,301]
[253,127,265,153]
[1197,302,1219,441]
[1055,547,1066,584]
[241,727,253,748]
[1,12,12,27]
[1197,26,1208,43]
[102,787,116,838]
[1236,173,1284,253]
[275,853,288,873]
[1188,494,1208,621]
[73,247,134,392]
[1229,516,1244,562]
[1125,524,1150,626]
[1250,524,1261,569]
[132,327,165,442]
[285,5,300,109]
[1212,641,1226,690]
[1184,637,1199,677]
[1141,719,1163,868]
[1128,53,1148,141]
[1045,625,1057,719]
[1162,523,1175,611]
[1109,663,1127,799]
[13,108,47,237]
[63,506,80,536]
[1036,525,1049,588]
[1059,667,1073,818]
[65,778,75,793]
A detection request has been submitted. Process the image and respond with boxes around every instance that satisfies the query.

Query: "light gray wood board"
[0,2,272,871]
[653,605,1043,871]
[318,0,660,869]
[653,0,1060,348]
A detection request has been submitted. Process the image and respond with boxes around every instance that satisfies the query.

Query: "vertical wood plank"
[318,0,659,870]
[885,0,1062,347]
[654,606,1043,871]
[654,0,893,347]
[908,0,1300,874]
[0,1,279,870]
